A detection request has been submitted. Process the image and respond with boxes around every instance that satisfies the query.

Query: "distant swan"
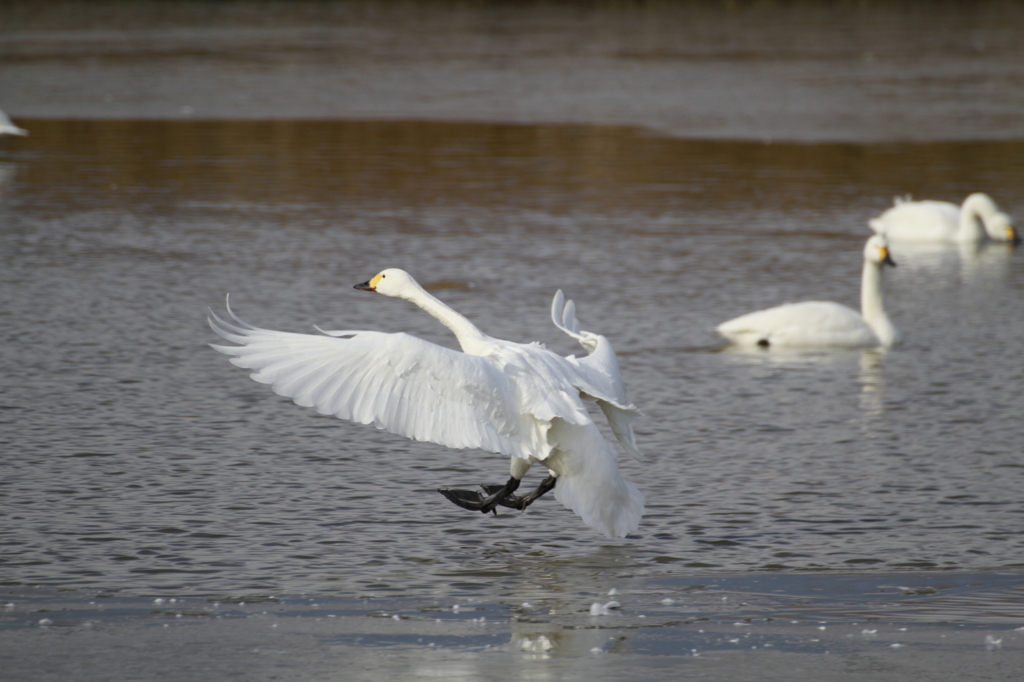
[208,269,645,538]
[869,193,1018,244]
[0,107,28,137]
[716,234,900,349]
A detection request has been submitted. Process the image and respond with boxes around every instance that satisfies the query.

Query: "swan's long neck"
[957,194,994,241]
[402,285,492,354]
[860,259,898,347]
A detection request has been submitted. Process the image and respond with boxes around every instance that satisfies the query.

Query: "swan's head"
[354,268,421,298]
[988,212,1019,244]
[865,234,896,268]
[964,193,1018,242]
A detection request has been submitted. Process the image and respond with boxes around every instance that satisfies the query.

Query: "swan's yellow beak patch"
[1007,226,1019,242]
[879,246,896,267]
[370,273,385,288]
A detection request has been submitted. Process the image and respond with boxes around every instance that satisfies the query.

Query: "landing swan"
[715,234,900,349]
[0,107,28,137]
[869,193,1018,244]
[208,269,645,539]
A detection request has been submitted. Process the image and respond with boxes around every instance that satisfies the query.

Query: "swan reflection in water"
[877,239,1018,288]
[717,345,891,422]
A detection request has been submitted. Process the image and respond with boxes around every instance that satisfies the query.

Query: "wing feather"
[209,308,544,458]
[548,292,643,460]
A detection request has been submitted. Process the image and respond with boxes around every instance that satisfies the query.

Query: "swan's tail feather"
[555,470,644,539]
[547,421,645,539]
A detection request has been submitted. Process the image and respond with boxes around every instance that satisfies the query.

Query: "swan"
[715,234,900,349]
[869,193,1018,244]
[0,108,28,137]
[208,269,645,539]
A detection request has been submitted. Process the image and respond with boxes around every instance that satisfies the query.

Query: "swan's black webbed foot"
[438,476,520,515]
[438,487,501,514]
[438,475,557,514]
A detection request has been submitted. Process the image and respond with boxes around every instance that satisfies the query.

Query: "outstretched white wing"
[208,301,546,460]
[550,291,643,461]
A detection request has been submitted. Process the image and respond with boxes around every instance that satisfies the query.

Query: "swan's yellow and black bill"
[1008,225,1020,245]
[880,247,896,267]
[354,272,385,292]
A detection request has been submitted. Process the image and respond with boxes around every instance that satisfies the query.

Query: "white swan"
[869,193,1018,244]
[715,234,900,349]
[208,269,645,539]
[0,108,28,137]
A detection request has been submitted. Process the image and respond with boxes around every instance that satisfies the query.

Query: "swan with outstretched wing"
[208,269,644,538]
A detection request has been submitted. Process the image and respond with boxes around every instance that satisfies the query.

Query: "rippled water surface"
[2,118,1022,603]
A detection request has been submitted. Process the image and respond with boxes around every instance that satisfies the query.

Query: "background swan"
[208,269,645,539]
[869,193,1018,244]
[0,107,28,136]
[715,234,900,349]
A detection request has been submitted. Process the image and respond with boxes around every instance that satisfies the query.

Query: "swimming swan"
[208,269,645,538]
[715,234,900,349]
[0,107,28,137]
[869,193,1018,244]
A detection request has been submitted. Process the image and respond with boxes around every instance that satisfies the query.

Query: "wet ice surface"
[2,2,1024,679]
[3,573,1024,681]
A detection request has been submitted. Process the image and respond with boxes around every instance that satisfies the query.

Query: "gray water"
[1,2,1024,679]
[3,117,1022,596]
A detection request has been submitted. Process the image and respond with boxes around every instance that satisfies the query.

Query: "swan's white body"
[0,108,28,137]
[869,193,1017,244]
[716,234,900,349]
[208,269,644,538]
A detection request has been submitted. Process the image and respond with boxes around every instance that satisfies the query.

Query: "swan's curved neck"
[401,285,492,354]
[861,260,898,346]
[958,194,994,240]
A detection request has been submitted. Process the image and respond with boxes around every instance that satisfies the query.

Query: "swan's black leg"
[438,476,520,515]
[500,475,557,510]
